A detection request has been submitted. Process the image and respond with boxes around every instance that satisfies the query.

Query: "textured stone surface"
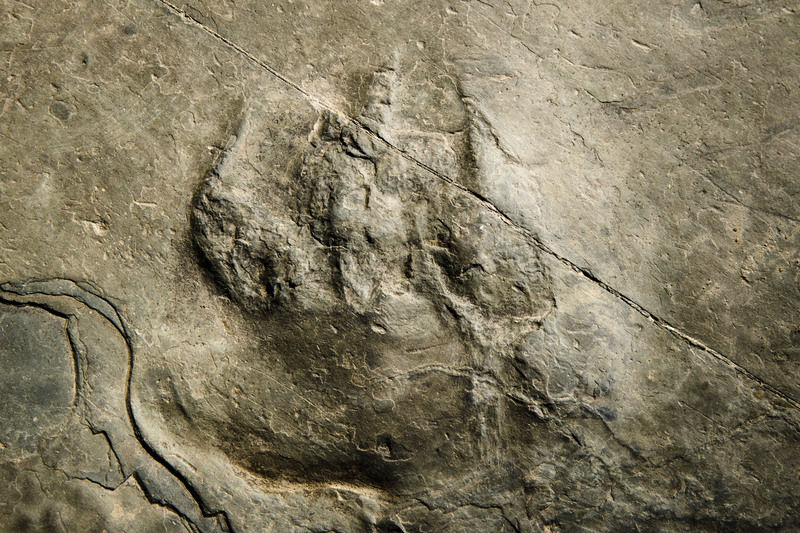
[1,1,798,532]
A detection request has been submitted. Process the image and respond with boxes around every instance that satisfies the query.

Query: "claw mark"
[156,0,800,411]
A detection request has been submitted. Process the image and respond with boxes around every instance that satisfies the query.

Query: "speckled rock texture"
[1,1,798,532]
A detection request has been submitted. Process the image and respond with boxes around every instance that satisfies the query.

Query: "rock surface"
[0,1,798,532]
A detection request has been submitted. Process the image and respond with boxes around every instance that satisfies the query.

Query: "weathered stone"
[0,1,798,532]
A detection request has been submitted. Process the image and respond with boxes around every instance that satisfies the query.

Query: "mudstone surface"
[1,1,799,532]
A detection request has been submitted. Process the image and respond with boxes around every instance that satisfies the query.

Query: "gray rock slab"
[0,0,798,532]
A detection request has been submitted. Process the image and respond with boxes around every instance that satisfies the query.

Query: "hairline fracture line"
[155,0,800,412]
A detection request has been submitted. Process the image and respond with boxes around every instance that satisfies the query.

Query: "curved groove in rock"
[0,278,235,533]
